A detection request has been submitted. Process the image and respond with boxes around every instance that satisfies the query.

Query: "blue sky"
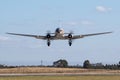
[0,0,120,65]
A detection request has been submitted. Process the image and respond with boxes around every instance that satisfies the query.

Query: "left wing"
[6,32,46,40]
[64,31,112,39]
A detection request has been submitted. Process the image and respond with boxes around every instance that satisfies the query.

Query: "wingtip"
[6,32,11,34]
[6,32,9,34]
[109,31,113,33]
[106,31,113,34]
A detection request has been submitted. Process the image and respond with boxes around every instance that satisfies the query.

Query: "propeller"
[68,33,72,38]
[68,31,73,38]
[46,30,51,34]
[70,31,74,34]
[46,30,51,38]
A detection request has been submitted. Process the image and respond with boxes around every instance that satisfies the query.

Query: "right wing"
[72,31,112,39]
[63,31,112,40]
[6,32,46,40]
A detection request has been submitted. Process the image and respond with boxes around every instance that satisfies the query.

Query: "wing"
[6,32,46,40]
[72,31,112,39]
[64,31,112,39]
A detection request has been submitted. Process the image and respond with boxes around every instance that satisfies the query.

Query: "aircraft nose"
[56,28,61,33]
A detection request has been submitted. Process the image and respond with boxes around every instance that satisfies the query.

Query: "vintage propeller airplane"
[7,28,112,46]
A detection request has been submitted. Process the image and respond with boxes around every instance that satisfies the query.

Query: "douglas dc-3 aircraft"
[7,28,112,46]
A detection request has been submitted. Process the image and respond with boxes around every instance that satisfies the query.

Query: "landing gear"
[47,39,51,46]
[68,39,72,46]
[46,33,51,46]
[68,33,73,46]
[47,41,50,46]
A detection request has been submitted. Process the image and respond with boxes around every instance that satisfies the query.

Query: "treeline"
[0,59,120,70]
[83,60,120,70]
[52,59,120,70]
[0,64,16,68]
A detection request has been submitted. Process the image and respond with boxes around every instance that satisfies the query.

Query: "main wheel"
[47,42,50,46]
[69,42,72,46]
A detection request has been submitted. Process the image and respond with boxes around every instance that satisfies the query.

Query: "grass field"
[0,67,120,80]
[0,76,120,80]
[0,67,120,74]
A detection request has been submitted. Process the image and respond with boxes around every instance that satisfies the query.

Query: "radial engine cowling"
[68,34,72,39]
[46,34,51,38]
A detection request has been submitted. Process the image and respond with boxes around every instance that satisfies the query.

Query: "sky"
[0,0,120,66]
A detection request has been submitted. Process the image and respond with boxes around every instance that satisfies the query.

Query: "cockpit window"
[55,28,60,33]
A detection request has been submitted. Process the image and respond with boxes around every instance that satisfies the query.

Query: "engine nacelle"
[68,34,72,38]
[46,34,51,38]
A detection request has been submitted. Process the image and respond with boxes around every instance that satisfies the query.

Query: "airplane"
[6,28,112,46]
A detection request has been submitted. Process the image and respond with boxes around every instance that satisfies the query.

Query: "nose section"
[55,28,61,33]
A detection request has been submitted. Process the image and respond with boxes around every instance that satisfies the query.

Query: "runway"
[0,73,120,76]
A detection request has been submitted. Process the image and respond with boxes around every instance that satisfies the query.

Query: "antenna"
[58,20,62,28]
[41,60,43,66]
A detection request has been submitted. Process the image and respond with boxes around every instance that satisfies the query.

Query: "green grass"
[0,76,120,80]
